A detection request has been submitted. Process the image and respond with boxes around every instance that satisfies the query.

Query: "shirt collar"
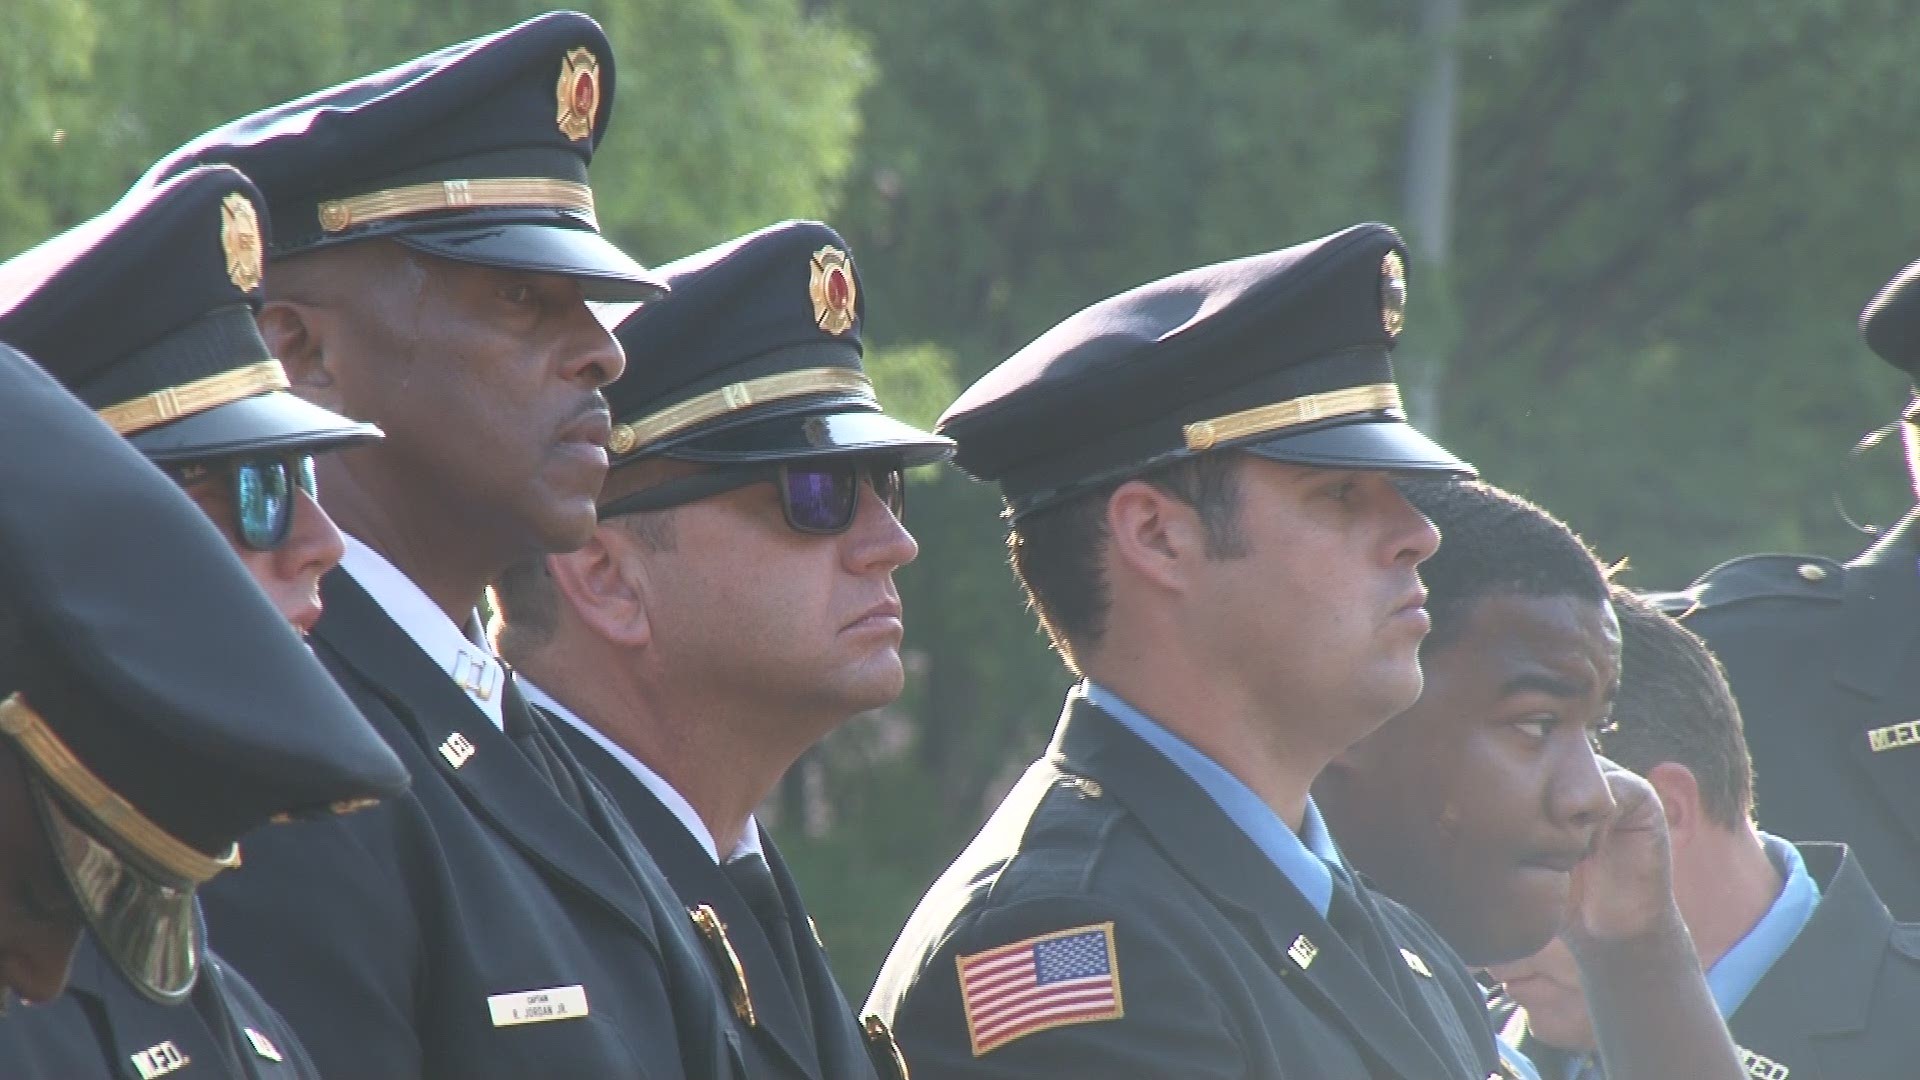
[519,679,760,864]
[1080,680,1341,917]
[338,534,504,730]
[1706,832,1822,1017]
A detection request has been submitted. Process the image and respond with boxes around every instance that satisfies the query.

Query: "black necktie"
[724,851,811,1015]
[1326,867,1406,1005]
[501,673,589,816]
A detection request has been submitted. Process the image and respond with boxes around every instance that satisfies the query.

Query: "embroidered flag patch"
[956,921,1124,1056]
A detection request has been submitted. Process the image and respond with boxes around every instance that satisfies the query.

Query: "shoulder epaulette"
[1651,553,1846,618]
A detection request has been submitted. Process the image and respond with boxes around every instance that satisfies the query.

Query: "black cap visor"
[657,408,955,469]
[394,220,665,303]
[1240,414,1475,478]
[129,391,382,466]
[33,782,202,1004]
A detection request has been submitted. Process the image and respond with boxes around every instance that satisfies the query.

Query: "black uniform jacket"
[198,571,738,1080]
[553,718,884,1080]
[1508,843,1920,1080]
[1663,509,1920,918]
[866,695,1505,1079]
[0,932,318,1079]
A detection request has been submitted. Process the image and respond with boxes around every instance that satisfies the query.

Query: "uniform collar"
[1706,832,1821,1017]
[1079,680,1341,916]
[338,534,504,730]
[520,678,760,864]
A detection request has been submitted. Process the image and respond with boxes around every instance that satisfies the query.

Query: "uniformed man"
[867,224,1518,1078]
[0,341,408,1074]
[139,13,738,1079]
[1489,588,1920,1079]
[1652,260,1920,919]
[491,219,950,1080]
[1315,479,1744,1079]
[0,162,401,1079]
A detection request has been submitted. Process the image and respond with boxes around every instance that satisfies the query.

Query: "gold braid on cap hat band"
[317,178,597,233]
[1182,383,1403,452]
[0,694,240,885]
[608,367,876,455]
[95,360,290,438]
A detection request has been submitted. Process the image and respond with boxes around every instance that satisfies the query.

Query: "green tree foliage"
[0,0,868,264]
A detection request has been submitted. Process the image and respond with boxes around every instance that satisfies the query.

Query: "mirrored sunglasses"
[599,459,906,536]
[170,454,318,552]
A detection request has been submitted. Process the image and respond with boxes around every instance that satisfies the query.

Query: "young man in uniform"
[141,14,738,1079]
[867,226,1739,1078]
[1654,260,1920,918]
[1489,589,1920,1079]
[493,220,951,1080]
[0,163,407,1079]
[0,341,408,1074]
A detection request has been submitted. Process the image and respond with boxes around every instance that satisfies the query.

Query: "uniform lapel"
[313,571,661,952]
[555,722,824,1079]
[1053,698,1461,1080]
[762,833,880,1080]
[1731,843,1887,1060]
[1831,513,1920,853]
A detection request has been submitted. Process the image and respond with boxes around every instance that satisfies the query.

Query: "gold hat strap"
[0,694,239,885]
[1183,383,1403,451]
[95,360,289,438]
[609,366,876,455]
[318,178,596,234]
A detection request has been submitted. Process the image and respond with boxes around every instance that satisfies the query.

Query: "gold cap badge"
[1380,250,1407,340]
[220,192,264,293]
[556,48,601,141]
[809,246,858,336]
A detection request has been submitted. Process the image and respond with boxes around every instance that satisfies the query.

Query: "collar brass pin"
[690,904,756,1026]
[1287,934,1318,969]
[438,731,477,769]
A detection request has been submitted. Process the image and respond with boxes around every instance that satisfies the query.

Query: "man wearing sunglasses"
[136,14,744,1080]
[0,344,406,1075]
[493,220,951,1080]
[0,163,407,1078]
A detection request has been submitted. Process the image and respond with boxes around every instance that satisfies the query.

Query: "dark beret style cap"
[605,219,952,468]
[937,222,1474,516]
[142,10,662,302]
[1862,257,1920,381]
[0,165,380,465]
[0,344,408,1002]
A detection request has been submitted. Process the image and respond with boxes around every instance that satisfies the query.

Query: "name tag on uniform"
[130,1040,190,1079]
[487,985,589,1027]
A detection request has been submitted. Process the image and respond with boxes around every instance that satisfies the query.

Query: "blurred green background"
[12,0,1920,1002]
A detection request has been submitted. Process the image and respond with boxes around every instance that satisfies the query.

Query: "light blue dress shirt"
[1081,680,1341,917]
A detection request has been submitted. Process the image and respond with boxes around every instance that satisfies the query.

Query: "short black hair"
[1008,451,1247,675]
[1603,587,1754,830]
[1399,479,1610,653]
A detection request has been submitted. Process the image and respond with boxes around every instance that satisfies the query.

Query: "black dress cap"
[0,345,408,1003]
[0,165,380,465]
[142,11,662,302]
[605,219,952,469]
[936,222,1474,517]
[1862,257,1920,382]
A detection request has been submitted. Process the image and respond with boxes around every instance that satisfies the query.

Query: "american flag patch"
[956,922,1124,1056]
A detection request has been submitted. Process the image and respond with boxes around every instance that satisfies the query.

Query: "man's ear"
[1643,761,1701,843]
[257,299,345,412]
[1104,480,1205,594]
[545,528,652,649]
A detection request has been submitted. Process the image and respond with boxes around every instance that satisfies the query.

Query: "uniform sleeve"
[200,803,426,1080]
[887,897,1247,1080]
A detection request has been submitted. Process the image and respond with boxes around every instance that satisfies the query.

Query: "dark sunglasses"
[599,459,907,536]
[170,454,319,552]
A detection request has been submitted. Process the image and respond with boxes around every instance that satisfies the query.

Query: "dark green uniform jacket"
[866,695,1505,1079]
[1507,843,1920,1080]
[0,932,317,1079]
[1661,510,1920,918]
